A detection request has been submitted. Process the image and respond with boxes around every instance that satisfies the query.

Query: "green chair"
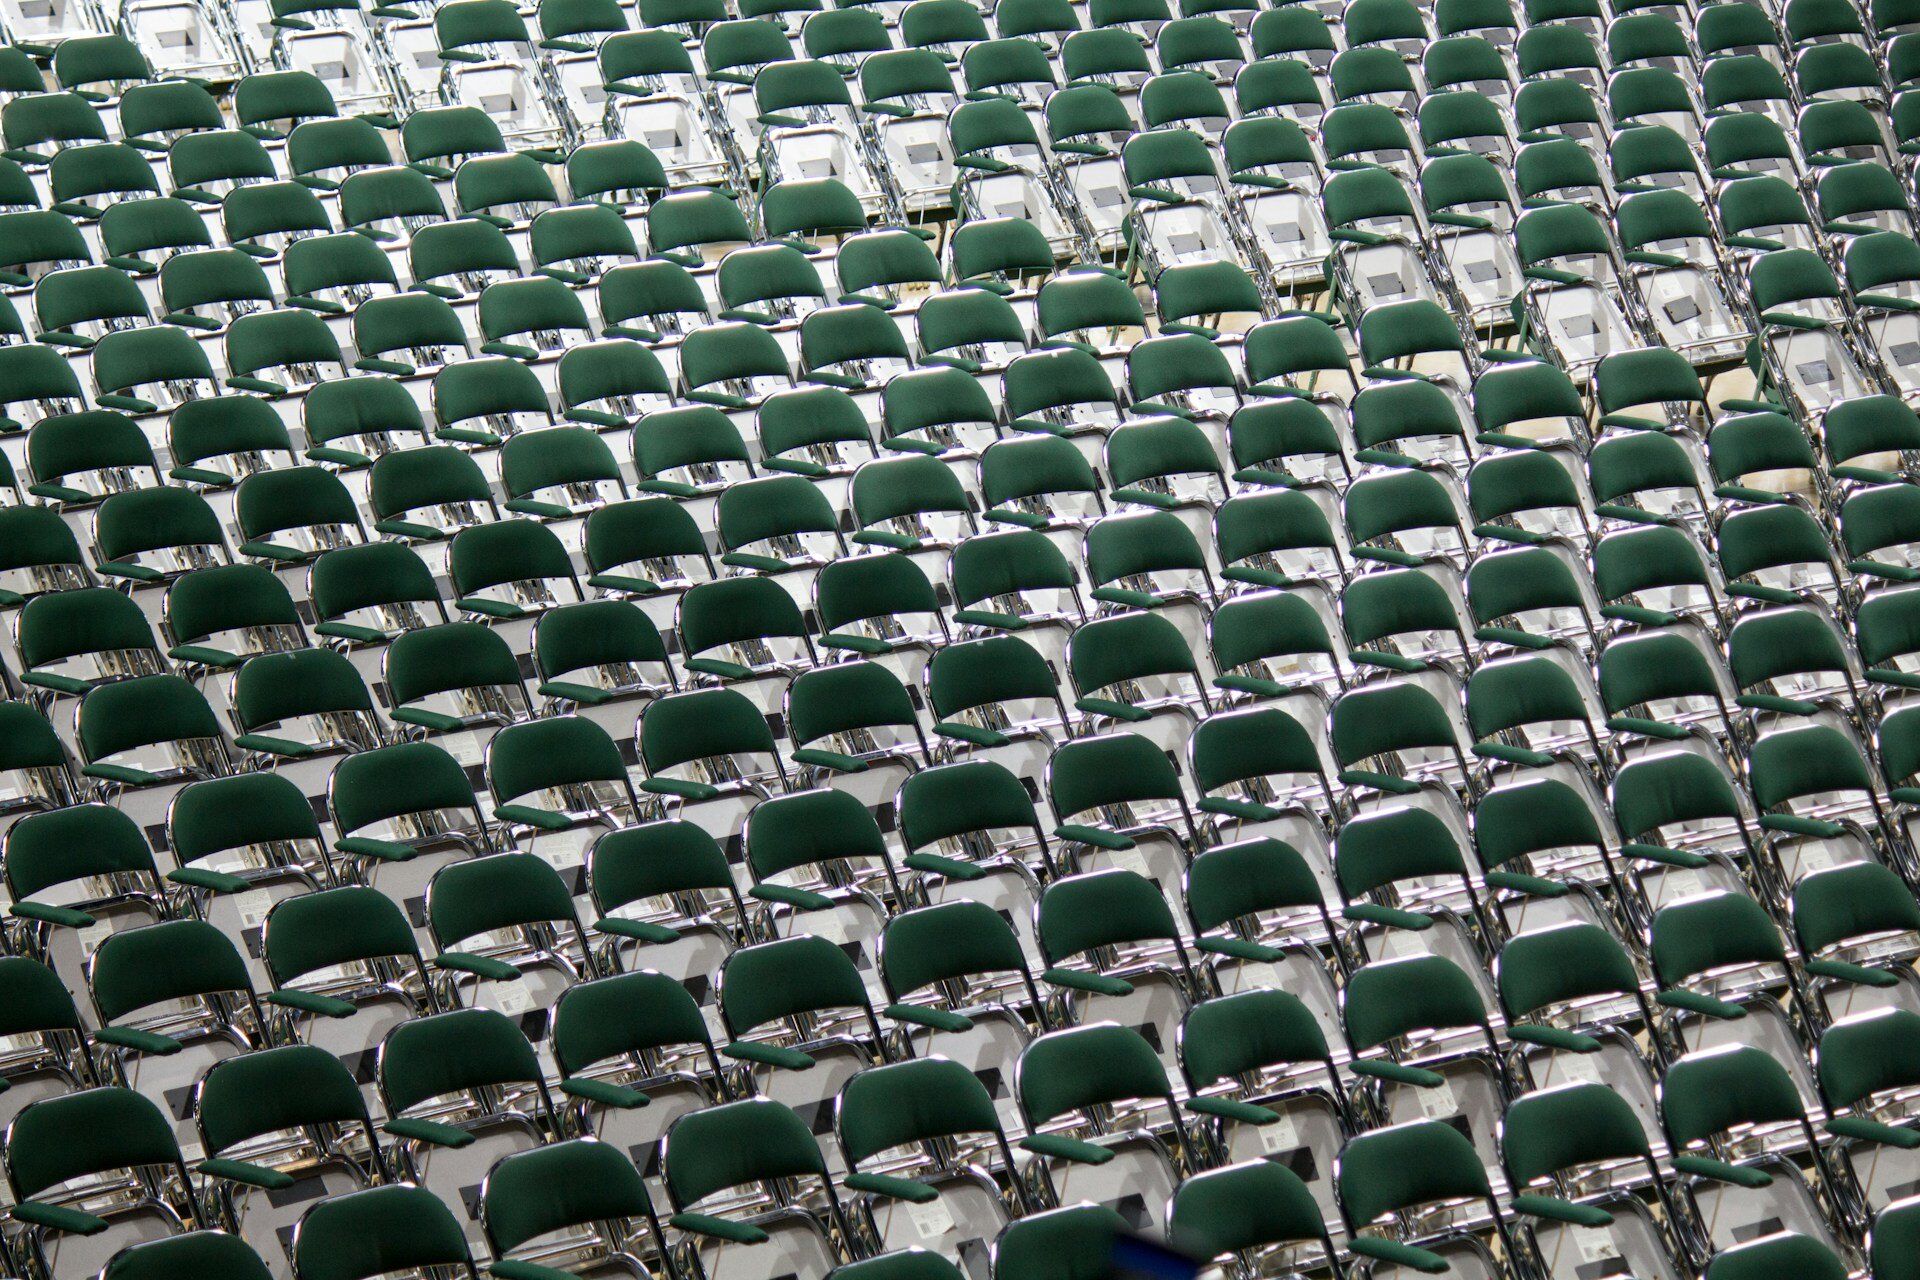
[1067,609,1212,732]
[827,1251,965,1280]
[1336,1118,1517,1273]
[1170,1159,1339,1275]
[1048,729,1203,861]
[15,586,164,701]
[743,784,897,914]
[167,770,329,917]
[1499,1081,1675,1240]
[637,686,790,810]
[1660,1044,1836,1220]
[488,713,645,841]
[427,851,602,1005]
[384,621,529,738]
[949,529,1086,635]
[979,434,1105,532]
[260,885,435,1028]
[103,1233,275,1280]
[677,575,819,682]
[1213,488,1346,587]
[0,698,74,817]
[632,406,755,498]
[530,599,674,712]
[1189,704,1338,830]
[1466,653,1605,769]
[814,552,950,656]
[1013,1023,1195,1235]
[991,1204,1129,1280]
[834,1057,1023,1255]
[351,291,470,377]
[1816,1007,1920,1175]
[1705,1234,1849,1280]
[432,354,555,445]
[557,339,674,427]
[479,1139,665,1279]
[367,446,498,543]
[4,1088,200,1276]
[290,1184,479,1280]
[786,660,931,780]
[584,498,714,600]
[1651,889,1810,1026]
[375,1005,558,1191]
[896,757,1054,882]
[27,409,161,507]
[1610,746,1758,878]
[1084,509,1218,611]
[77,673,231,795]
[1043,864,1200,998]
[1328,679,1474,798]
[585,821,750,973]
[325,739,497,873]
[447,519,583,621]
[878,899,1046,1035]
[1465,546,1595,650]
[718,932,889,1091]
[87,918,265,1064]
[230,646,385,765]
[1176,986,1348,1179]
[659,1098,851,1269]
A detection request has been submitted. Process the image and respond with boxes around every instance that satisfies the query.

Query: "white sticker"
[909,1196,954,1240]
[1571,1225,1620,1264]
[1797,843,1835,875]
[235,890,273,932]
[447,732,484,767]
[1111,844,1153,881]
[537,830,588,871]
[79,919,114,961]
[809,911,848,945]
[1416,1076,1456,1120]
[1257,1111,1300,1153]
[489,977,535,1016]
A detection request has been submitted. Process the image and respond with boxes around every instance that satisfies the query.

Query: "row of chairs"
[0,0,1918,1275]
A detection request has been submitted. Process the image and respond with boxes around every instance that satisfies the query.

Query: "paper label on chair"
[1257,1111,1300,1154]
[909,1197,955,1241]
[1416,1077,1456,1120]
[1111,845,1152,882]
[1796,842,1836,875]
[490,977,535,1016]
[536,829,590,871]
[236,890,274,932]
[79,919,114,961]
[1571,1225,1620,1265]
